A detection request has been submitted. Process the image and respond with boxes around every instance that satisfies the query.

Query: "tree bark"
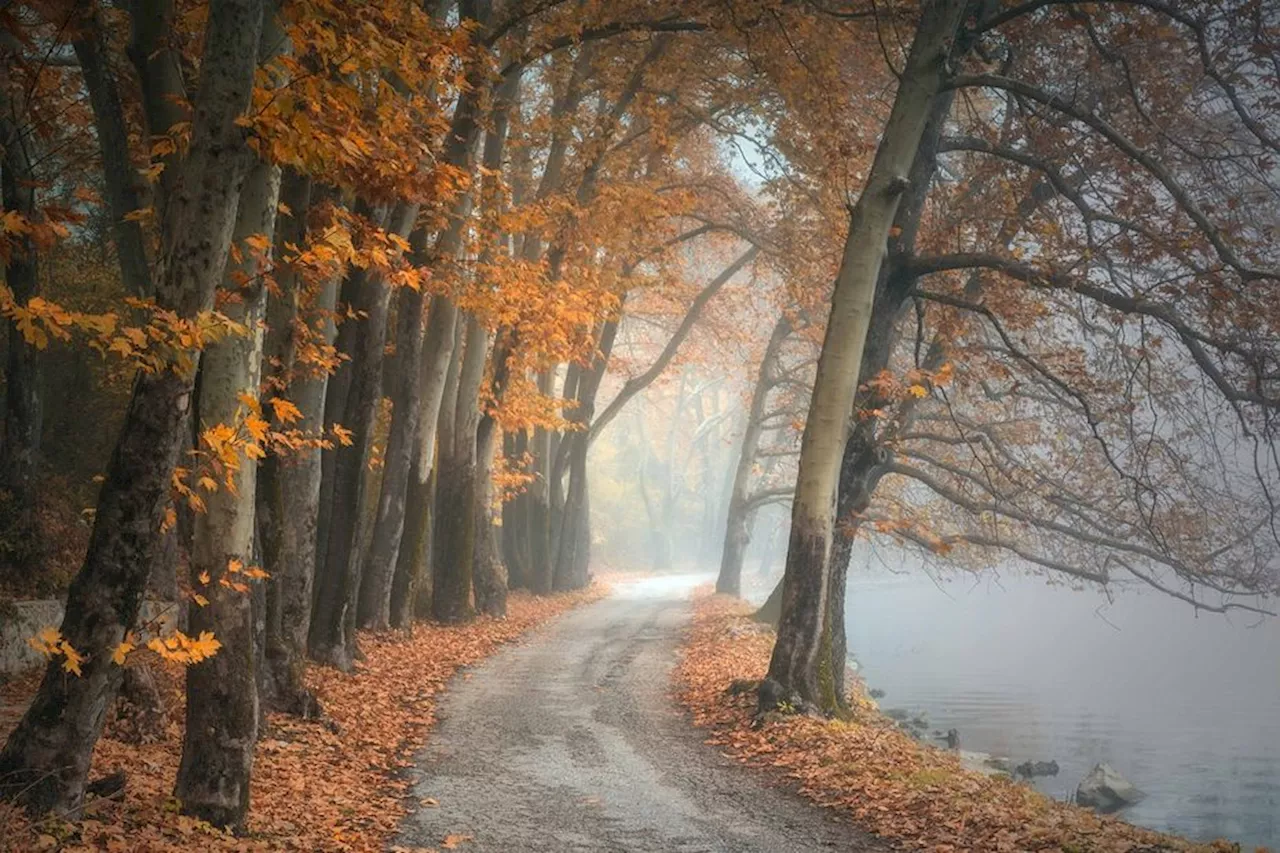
[308,202,412,669]
[175,148,280,831]
[390,442,431,629]
[433,315,488,622]
[388,295,457,627]
[71,1,153,296]
[763,0,966,715]
[471,425,507,615]
[467,66,523,618]
[551,316,621,590]
[357,281,429,629]
[127,0,189,214]
[430,315,481,622]
[0,0,264,814]
[257,174,331,714]
[0,52,43,505]
[717,315,790,596]
[359,36,491,628]
[526,369,557,593]
[501,430,532,589]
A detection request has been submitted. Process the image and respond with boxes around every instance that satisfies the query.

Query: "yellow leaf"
[27,626,62,657]
[246,414,270,443]
[268,397,303,424]
[60,641,84,676]
[111,640,134,666]
[908,385,929,398]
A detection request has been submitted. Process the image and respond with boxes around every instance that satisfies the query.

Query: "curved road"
[397,576,889,852]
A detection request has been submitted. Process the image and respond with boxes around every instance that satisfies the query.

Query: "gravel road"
[396,575,890,852]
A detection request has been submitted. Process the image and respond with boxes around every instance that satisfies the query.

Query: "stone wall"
[1,600,178,676]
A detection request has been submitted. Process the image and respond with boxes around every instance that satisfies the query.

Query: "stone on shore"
[1076,762,1146,813]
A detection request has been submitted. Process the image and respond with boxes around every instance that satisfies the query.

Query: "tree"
[757,0,1280,716]
[717,313,792,595]
[173,8,289,828]
[761,0,969,714]
[0,0,267,813]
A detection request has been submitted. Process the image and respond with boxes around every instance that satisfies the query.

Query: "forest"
[1,0,1278,850]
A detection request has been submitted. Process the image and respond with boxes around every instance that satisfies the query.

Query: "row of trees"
[1,0,1277,836]
[0,0,777,830]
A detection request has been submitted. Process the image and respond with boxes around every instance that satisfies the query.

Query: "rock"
[983,755,1013,773]
[868,688,885,699]
[958,750,1011,779]
[932,728,960,749]
[1076,763,1146,813]
[885,707,910,721]
[1014,759,1060,779]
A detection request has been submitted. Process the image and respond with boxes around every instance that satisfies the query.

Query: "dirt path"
[396,576,890,852]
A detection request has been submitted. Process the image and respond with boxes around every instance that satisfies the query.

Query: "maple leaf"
[111,640,135,666]
[27,626,63,657]
[59,640,85,676]
[269,396,304,424]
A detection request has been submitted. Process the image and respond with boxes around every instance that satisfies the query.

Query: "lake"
[839,553,1280,850]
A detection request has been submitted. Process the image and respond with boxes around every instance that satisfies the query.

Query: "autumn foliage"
[0,585,604,852]
[675,592,1254,853]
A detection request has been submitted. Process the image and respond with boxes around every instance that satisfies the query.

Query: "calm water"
[841,559,1280,850]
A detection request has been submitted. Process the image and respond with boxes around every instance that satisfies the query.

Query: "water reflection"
[841,557,1280,849]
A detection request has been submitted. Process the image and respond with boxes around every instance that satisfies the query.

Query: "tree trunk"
[717,315,791,596]
[71,2,152,296]
[432,315,487,623]
[390,445,431,629]
[176,151,280,831]
[471,431,507,616]
[358,27,492,625]
[309,201,414,669]
[552,315,621,590]
[753,576,784,625]
[763,0,966,715]
[357,282,428,629]
[313,258,367,606]
[526,370,557,593]
[258,175,331,715]
[501,431,532,589]
[466,67,522,618]
[388,295,458,627]
[0,0,264,814]
[0,67,42,506]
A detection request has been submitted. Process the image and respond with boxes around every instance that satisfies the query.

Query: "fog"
[589,369,1279,849]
